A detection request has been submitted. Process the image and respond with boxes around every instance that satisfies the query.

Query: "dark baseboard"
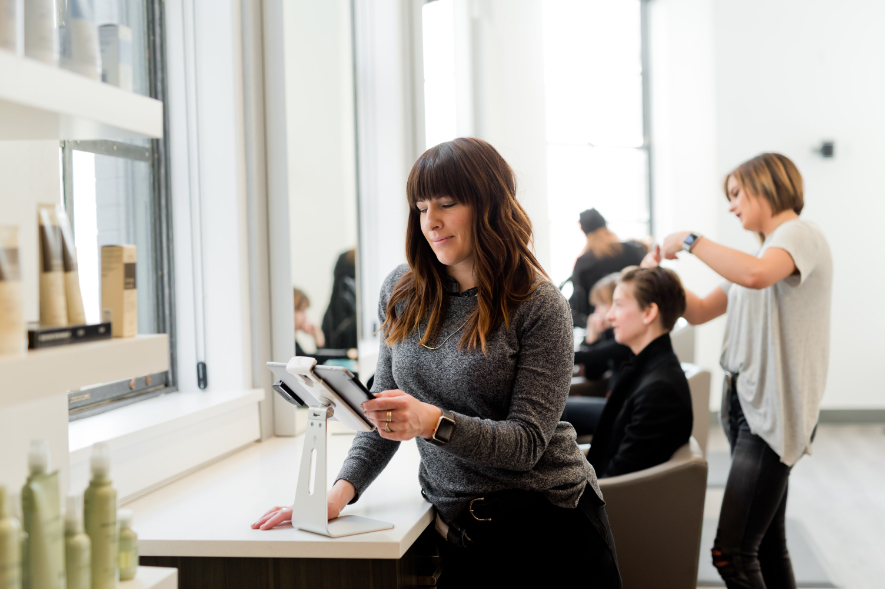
[710,409,885,426]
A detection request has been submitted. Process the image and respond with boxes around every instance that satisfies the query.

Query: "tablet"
[267,361,376,432]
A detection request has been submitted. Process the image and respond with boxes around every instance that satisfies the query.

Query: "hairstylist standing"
[254,138,621,588]
[645,153,832,589]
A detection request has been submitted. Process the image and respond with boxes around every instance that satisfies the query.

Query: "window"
[61,0,175,420]
[542,0,651,286]
[421,0,458,149]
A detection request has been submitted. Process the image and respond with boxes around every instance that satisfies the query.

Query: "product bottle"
[0,226,25,356]
[0,0,21,55]
[20,440,65,589]
[23,0,58,65]
[59,0,99,79]
[116,510,136,581]
[10,496,27,589]
[84,442,117,589]
[0,485,23,589]
[65,494,91,589]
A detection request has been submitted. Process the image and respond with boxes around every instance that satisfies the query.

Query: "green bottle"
[0,486,22,589]
[116,510,137,581]
[10,496,27,589]
[84,442,117,589]
[21,440,65,589]
[65,494,91,589]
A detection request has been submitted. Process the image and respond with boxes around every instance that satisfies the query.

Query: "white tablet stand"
[287,360,394,538]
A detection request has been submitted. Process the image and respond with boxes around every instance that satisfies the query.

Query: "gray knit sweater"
[336,264,603,522]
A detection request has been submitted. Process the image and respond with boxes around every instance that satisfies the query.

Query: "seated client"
[573,272,633,391]
[585,267,693,478]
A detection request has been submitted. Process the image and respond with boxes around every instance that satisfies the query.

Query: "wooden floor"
[703,424,885,589]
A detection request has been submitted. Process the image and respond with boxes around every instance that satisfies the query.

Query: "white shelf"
[0,334,169,408]
[120,566,178,589]
[0,50,163,140]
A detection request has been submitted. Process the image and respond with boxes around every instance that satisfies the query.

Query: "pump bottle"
[84,442,117,589]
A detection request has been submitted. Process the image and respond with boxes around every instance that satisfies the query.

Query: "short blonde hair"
[724,153,804,216]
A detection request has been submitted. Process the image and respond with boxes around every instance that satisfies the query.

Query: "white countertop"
[129,429,434,560]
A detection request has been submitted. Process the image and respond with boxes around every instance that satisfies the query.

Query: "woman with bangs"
[330,138,619,586]
[645,153,832,589]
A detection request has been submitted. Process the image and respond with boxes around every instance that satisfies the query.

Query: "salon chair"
[598,438,707,589]
[681,363,711,453]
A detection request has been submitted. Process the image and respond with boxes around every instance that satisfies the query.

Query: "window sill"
[69,388,264,502]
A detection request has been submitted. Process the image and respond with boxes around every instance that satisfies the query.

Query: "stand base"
[299,514,395,538]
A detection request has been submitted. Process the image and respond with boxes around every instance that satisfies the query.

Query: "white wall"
[471,0,551,272]
[650,0,885,409]
[285,0,359,337]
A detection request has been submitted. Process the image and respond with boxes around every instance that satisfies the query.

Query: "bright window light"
[422,0,458,149]
[542,0,649,285]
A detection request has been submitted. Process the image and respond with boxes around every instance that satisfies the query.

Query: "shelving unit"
[0,334,170,407]
[120,566,178,589]
[0,50,163,140]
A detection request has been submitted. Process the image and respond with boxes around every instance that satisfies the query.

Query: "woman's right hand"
[640,244,663,268]
[251,480,356,529]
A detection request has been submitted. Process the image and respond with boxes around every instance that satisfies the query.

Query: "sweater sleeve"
[440,284,575,472]
[601,381,692,477]
[335,268,405,502]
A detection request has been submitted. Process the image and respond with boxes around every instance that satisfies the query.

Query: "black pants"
[436,487,621,588]
[561,396,608,437]
[713,386,796,589]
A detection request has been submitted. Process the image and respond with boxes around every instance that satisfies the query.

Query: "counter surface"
[129,429,434,560]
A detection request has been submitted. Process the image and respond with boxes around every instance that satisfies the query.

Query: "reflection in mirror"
[285,0,360,375]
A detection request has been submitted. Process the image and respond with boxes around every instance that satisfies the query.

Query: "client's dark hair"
[619,267,686,331]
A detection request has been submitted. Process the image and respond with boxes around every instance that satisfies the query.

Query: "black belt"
[433,490,547,549]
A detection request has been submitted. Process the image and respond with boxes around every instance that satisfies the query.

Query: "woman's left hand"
[661,231,690,260]
[362,390,442,442]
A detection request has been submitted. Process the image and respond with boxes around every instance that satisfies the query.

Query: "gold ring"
[386,410,392,422]
[384,423,391,433]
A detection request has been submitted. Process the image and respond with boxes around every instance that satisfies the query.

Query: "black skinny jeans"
[436,487,621,588]
[713,386,796,589]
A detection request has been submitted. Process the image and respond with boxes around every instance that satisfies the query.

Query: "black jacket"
[586,333,692,478]
[321,251,358,349]
[568,241,647,326]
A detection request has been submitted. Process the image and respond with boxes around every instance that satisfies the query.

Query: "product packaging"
[59,0,99,80]
[23,0,58,65]
[117,509,136,581]
[20,440,65,589]
[0,485,23,589]
[100,245,136,337]
[64,494,91,589]
[0,0,21,54]
[0,226,25,356]
[37,205,68,327]
[98,24,132,91]
[56,208,86,325]
[84,442,117,589]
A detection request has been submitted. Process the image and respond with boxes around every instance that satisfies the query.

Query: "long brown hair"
[381,138,548,353]
[582,227,623,258]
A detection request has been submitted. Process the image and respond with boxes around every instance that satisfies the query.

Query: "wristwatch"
[682,232,702,253]
[429,409,456,446]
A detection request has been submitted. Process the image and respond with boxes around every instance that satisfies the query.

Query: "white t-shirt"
[719,218,832,466]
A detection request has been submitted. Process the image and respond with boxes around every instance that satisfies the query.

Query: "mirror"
[285,1,360,375]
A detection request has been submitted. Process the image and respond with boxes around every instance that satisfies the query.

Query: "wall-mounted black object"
[818,141,835,158]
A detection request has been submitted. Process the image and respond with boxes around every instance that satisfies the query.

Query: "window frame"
[63,0,177,421]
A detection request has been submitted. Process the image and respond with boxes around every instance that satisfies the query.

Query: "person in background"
[322,249,359,350]
[577,267,693,477]
[254,137,620,588]
[645,153,831,589]
[570,272,633,398]
[293,288,325,356]
[569,208,646,327]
